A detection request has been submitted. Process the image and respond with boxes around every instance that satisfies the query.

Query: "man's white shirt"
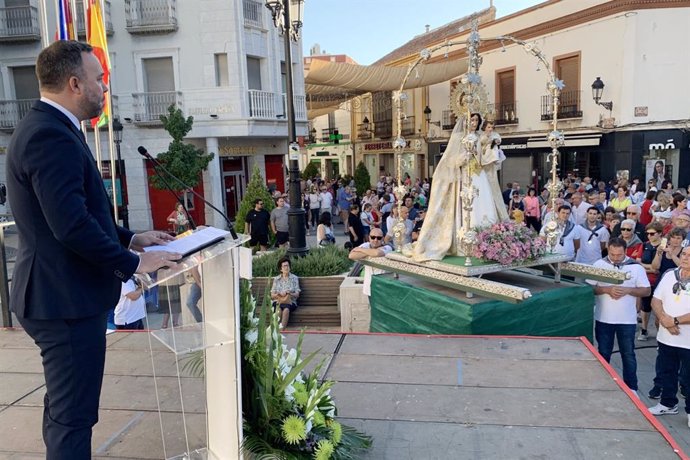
[588,258,649,325]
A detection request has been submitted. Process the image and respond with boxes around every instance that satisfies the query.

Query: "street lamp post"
[265,0,307,256]
[112,118,129,229]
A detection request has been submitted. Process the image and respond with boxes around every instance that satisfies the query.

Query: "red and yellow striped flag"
[86,0,110,128]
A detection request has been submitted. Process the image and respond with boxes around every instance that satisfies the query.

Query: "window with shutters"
[494,67,517,125]
[542,52,582,120]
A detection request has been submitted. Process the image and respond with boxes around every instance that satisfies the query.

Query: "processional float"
[361,21,627,303]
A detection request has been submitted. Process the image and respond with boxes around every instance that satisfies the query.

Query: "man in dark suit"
[6,40,181,459]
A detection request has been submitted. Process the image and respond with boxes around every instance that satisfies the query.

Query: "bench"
[251,276,343,328]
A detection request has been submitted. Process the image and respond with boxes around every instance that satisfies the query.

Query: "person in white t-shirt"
[588,238,651,393]
[648,246,690,418]
[348,227,393,298]
[114,278,146,330]
[575,207,610,264]
[319,186,333,215]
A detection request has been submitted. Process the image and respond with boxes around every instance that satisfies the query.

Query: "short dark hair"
[669,228,688,240]
[36,40,93,92]
[254,198,263,205]
[277,256,291,271]
[557,205,571,213]
[318,211,332,226]
[608,237,626,250]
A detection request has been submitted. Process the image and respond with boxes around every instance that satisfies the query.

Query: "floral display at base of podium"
[472,220,547,266]
[240,280,372,459]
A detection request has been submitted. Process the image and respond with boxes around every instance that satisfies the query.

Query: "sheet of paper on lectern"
[144,226,230,258]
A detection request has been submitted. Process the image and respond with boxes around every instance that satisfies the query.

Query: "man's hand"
[137,251,182,274]
[609,286,629,299]
[131,231,175,250]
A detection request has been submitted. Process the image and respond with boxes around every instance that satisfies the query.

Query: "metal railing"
[401,115,415,136]
[132,91,182,123]
[125,0,177,33]
[320,127,349,142]
[0,6,40,41]
[357,123,373,140]
[248,89,276,118]
[280,93,306,120]
[541,90,582,121]
[441,110,456,130]
[76,0,114,36]
[374,119,393,139]
[491,101,519,125]
[243,0,263,28]
[0,99,38,131]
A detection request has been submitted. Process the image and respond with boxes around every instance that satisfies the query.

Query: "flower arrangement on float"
[472,220,547,266]
[239,280,371,459]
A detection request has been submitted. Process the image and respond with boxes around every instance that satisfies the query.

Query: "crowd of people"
[259,170,690,424]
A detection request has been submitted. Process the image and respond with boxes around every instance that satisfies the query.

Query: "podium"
[137,235,251,460]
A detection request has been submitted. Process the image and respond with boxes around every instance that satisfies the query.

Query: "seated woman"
[270,257,300,329]
[316,211,336,246]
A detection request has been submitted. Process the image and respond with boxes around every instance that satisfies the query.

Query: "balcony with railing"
[125,0,177,34]
[320,128,350,143]
[243,0,264,28]
[281,94,307,121]
[132,91,182,125]
[357,123,373,140]
[541,90,582,121]
[0,99,38,131]
[491,101,519,126]
[0,6,40,42]
[248,90,276,118]
[374,119,393,139]
[76,1,114,36]
[441,110,457,130]
[400,116,415,136]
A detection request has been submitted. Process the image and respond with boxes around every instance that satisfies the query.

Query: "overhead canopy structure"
[305,58,468,118]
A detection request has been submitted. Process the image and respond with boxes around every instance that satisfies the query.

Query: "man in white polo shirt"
[588,237,650,395]
[348,227,393,300]
[648,246,690,420]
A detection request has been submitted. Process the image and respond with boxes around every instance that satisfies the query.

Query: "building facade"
[421,0,690,190]
[0,0,308,230]
[309,0,689,191]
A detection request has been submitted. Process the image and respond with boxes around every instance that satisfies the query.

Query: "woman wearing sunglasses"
[637,222,664,341]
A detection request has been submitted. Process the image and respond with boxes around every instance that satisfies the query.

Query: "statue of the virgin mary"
[412,113,508,262]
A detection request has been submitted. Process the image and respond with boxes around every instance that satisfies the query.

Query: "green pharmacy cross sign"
[329,129,342,144]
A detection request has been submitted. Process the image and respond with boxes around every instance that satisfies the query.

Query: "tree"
[354,161,371,196]
[235,165,276,234]
[301,161,320,180]
[149,105,214,193]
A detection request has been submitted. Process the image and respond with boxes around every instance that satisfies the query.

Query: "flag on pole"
[86,0,110,128]
[56,0,76,40]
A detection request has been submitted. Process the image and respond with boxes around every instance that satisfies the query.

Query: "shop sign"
[219,146,258,156]
[501,143,527,150]
[634,106,648,117]
[645,131,682,150]
[364,140,410,151]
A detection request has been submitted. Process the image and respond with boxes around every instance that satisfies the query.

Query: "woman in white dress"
[413,113,507,262]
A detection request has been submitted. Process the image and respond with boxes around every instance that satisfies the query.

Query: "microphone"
[138,146,238,239]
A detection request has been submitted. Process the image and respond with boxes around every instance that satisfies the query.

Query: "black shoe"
[648,386,661,399]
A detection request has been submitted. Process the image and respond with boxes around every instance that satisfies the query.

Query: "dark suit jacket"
[6,101,139,319]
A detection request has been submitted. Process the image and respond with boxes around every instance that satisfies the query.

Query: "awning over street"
[305,58,468,118]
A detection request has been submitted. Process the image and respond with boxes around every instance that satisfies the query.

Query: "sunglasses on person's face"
[646,232,658,236]
[621,228,633,232]
[626,212,638,215]
[369,235,383,240]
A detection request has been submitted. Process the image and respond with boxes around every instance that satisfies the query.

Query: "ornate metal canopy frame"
[390,20,566,253]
